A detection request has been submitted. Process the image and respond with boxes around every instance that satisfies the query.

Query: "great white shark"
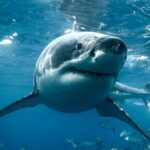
[0,32,150,141]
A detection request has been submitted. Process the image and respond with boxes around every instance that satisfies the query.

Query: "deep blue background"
[0,0,150,149]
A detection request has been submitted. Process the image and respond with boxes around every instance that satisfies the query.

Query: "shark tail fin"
[0,92,40,117]
[95,98,150,142]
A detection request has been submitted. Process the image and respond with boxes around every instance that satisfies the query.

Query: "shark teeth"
[67,67,115,78]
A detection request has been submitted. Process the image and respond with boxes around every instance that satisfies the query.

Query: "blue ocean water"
[0,0,150,149]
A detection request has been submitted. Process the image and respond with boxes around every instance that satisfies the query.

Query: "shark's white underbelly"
[37,72,115,113]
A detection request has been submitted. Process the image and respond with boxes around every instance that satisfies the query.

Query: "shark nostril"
[89,49,95,57]
[76,43,83,50]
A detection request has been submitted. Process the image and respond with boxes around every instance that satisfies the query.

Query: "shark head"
[35,32,127,112]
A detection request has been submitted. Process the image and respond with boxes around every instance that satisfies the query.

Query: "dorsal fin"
[0,92,40,117]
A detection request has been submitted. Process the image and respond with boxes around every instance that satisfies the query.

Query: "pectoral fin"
[0,92,40,117]
[95,97,150,141]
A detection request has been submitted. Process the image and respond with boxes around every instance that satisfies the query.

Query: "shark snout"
[85,37,127,74]
[89,37,127,57]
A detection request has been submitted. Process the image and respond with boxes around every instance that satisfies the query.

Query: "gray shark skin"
[0,32,150,141]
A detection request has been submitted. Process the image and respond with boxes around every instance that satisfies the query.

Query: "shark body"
[0,32,150,141]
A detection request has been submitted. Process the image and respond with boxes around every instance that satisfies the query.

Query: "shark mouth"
[67,67,116,78]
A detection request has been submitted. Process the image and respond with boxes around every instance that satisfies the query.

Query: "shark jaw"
[65,66,116,79]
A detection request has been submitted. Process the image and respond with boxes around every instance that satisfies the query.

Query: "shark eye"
[76,43,83,50]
